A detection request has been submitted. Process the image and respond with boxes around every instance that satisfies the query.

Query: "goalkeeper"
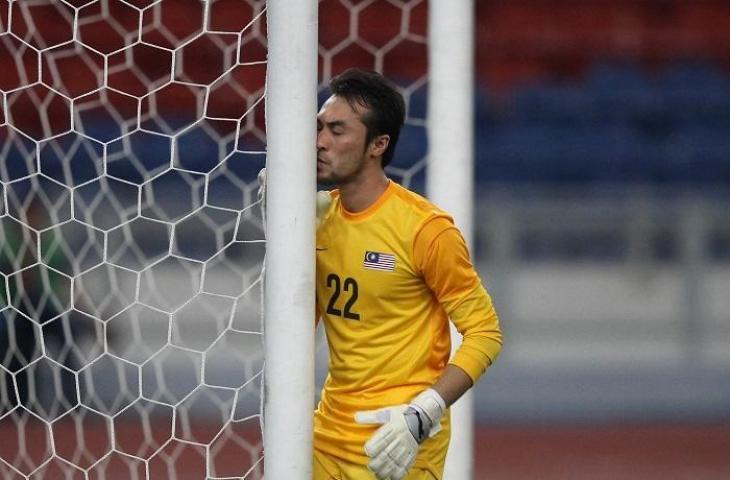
[312,68,503,480]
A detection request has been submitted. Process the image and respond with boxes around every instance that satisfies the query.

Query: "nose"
[316,129,327,151]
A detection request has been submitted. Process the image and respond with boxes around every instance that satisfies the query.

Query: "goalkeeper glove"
[355,388,446,480]
[316,190,332,226]
[256,168,331,226]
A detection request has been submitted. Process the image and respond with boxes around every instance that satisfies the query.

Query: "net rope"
[0,1,428,478]
[2,1,268,478]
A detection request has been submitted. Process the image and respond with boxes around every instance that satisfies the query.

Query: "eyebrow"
[318,119,347,129]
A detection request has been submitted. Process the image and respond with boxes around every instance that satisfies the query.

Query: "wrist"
[406,388,446,442]
[411,388,446,423]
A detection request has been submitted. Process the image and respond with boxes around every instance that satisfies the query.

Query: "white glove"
[355,389,446,480]
[316,190,331,226]
[256,168,331,226]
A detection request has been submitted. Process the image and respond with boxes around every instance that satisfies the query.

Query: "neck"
[339,169,389,213]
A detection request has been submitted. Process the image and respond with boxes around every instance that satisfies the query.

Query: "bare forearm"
[430,364,473,407]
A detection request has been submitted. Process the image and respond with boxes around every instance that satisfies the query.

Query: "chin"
[317,176,338,187]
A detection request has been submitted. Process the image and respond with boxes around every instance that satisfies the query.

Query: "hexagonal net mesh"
[318,0,428,189]
[0,0,429,478]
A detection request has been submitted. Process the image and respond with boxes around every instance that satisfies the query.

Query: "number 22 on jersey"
[325,273,360,320]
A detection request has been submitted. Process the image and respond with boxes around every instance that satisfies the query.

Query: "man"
[314,68,503,480]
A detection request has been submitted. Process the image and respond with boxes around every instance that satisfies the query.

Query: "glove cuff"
[411,388,446,428]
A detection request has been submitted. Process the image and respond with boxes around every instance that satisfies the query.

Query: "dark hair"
[329,68,405,167]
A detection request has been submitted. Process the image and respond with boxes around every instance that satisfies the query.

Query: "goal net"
[0,0,431,478]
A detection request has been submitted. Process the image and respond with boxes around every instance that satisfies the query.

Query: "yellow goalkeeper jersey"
[314,180,503,476]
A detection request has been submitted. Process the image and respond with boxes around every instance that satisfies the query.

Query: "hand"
[355,389,445,480]
[256,167,331,227]
[316,190,331,226]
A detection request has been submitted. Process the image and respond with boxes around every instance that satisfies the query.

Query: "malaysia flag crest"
[363,251,396,272]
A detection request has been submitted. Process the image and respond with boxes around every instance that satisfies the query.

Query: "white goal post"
[428,2,476,479]
[263,0,317,478]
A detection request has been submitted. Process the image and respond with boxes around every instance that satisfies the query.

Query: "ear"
[368,134,390,158]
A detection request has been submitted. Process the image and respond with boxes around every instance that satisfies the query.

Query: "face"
[316,95,370,186]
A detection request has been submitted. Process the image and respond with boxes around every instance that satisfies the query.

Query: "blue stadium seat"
[393,123,427,169]
[585,62,661,126]
[406,83,428,120]
[475,87,498,127]
[511,84,598,126]
[475,124,649,183]
[476,61,730,184]
[663,126,730,183]
[657,63,730,128]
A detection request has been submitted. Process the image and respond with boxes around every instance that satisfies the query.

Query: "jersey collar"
[339,179,395,221]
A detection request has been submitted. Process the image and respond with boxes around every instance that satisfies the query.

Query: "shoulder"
[388,182,455,234]
[389,182,449,219]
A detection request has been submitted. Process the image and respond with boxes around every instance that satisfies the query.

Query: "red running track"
[474,423,730,480]
[1,421,729,479]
